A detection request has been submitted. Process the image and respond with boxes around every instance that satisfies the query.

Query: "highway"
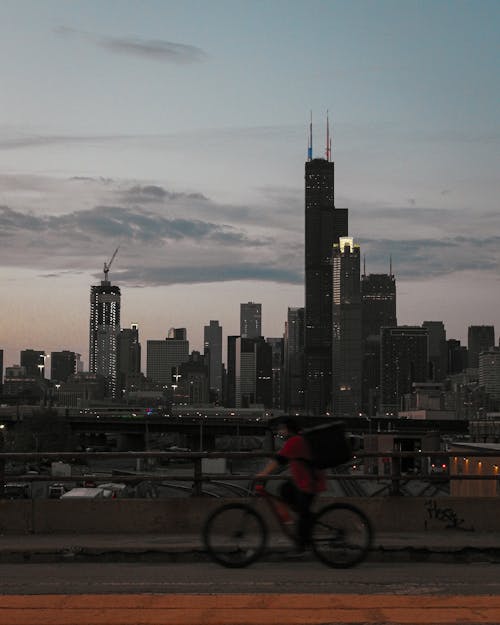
[0,561,499,595]
[1,561,499,624]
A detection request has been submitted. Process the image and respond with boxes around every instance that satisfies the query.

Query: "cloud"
[360,236,500,279]
[0,205,46,232]
[122,185,208,203]
[112,264,302,287]
[1,173,499,290]
[55,26,206,64]
[0,202,280,286]
[0,133,129,150]
[0,123,298,153]
[0,203,267,246]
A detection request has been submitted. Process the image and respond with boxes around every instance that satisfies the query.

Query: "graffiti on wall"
[424,499,474,531]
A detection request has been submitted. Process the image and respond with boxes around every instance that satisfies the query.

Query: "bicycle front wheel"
[311,503,372,568]
[202,503,267,568]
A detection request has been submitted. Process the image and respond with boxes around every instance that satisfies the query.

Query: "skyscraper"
[360,271,397,415]
[284,307,305,412]
[266,337,284,410]
[468,325,495,369]
[204,320,223,401]
[89,265,121,398]
[331,237,362,417]
[361,272,397,339]
[380,326,429,414]
[20,349,45,378]
[146,329,189,387]
[118,324,141,390]
[447,338,467,374]
[178,351,210,405]
[240,302,262,339]
[479,348,500,407]
[422,321,447,381]
[51,351,80,383]
[304,117,348,415]
[226,336,273,408]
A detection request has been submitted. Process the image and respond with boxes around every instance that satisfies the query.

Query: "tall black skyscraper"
[304,117,348,415]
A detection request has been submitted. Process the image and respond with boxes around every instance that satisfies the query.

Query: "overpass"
[0,405,469,452]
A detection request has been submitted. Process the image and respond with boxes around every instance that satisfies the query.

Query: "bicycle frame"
[254,486,297,542]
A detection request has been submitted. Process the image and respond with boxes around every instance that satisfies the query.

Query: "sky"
[0,0,499,373]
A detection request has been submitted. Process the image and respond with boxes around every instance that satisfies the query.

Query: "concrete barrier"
[0,497,498,534]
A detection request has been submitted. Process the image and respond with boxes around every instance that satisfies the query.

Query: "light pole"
[38,354,50,379]
[365,416,372,435]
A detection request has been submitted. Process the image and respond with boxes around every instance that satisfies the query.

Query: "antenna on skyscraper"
[363,254,366,277]
[389,254,393,276]
[330,118,333,161]
[326,110,330,161]
[308,111,313,161]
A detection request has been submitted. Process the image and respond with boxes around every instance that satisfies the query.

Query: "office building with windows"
[380,326,429,414]
[240,302,262,339]
[204,320,223,401]
[479,348,500,407]
[283,307,305,412]
[51,351,80,383]
[89,274,121,398]
[331,237,362,417]
[118,324,141,391]
[423,321,447,382]
[361,272,397,415]
[20,349,45,378]
[146,329,189,387]
[468,325,495,369]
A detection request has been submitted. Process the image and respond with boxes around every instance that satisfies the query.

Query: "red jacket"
[276,434,326,494]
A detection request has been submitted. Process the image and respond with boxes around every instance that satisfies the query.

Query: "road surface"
[1,561,499,624]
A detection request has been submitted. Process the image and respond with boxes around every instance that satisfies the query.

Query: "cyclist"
[256,416,326,555]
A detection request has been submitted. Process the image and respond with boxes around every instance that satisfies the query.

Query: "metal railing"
[1,449,499,497]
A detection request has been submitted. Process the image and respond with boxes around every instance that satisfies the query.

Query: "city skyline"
[0,0,499,369]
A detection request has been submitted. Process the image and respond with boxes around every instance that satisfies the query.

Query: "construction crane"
[103,246,119,281]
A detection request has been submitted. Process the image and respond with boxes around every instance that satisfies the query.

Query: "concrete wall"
[0,497,498,534]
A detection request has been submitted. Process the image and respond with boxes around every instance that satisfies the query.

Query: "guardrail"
[1,449,499,497]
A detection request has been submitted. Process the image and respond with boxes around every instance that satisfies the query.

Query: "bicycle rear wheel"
[311,503,372,568]
[202,503,267,568]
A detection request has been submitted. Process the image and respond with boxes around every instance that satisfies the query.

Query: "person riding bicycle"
[256,416,326,554]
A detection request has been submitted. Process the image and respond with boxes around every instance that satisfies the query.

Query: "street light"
[38,354,50,379]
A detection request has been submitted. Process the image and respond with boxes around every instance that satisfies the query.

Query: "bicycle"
[202,481,373,568]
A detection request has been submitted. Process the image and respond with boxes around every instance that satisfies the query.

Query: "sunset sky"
[0,0,499,372]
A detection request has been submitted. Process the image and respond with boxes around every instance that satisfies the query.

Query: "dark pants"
[279,481,315,549]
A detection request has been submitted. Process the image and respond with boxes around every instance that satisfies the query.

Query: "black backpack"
[301,421,353,469]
